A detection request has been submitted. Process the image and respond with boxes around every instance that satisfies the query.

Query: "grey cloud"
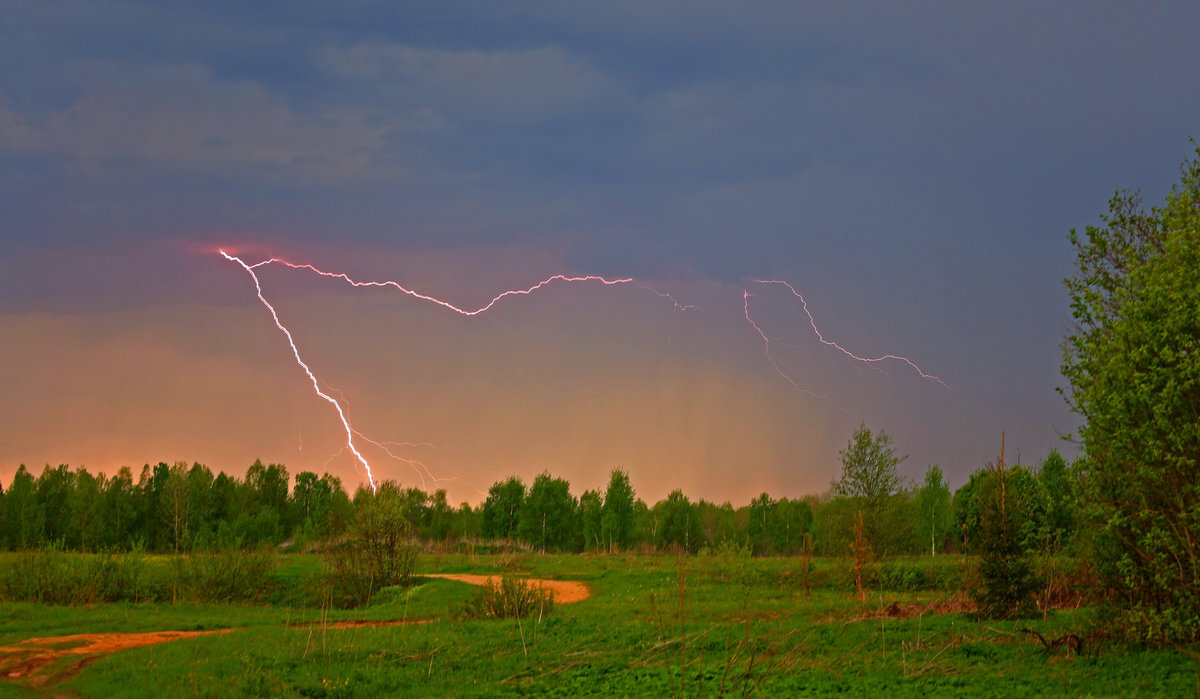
[2,63,388,180]
[322,43,618,123]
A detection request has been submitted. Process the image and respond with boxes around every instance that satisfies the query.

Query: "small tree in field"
[326,482,418,606]
[972,436,1039,619]
[833,423,908,554]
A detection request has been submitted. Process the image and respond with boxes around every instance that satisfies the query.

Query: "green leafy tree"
[69,467,103,552]
[746,493,776,555]
[4,466,41,549]
[972,447,1041,619]
[698,500,742,549]
[161,462,191,553]
[100,467,137,549]
[654,490,703,553]
[773,497,813,555]
[518,472,577,552]
[1035,449,1074,550]
[481,477,525,541]
[35,464,74,545]
[185,463,215,543]
[326,481,418,605]
[600,469,636,551]
[578,489,603,551]
[832,424,909,555]
[1062,143,1200,643]
[917,465,953,556]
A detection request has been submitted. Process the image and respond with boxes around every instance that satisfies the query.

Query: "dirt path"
[0,574,589,694]
[0,628,232,691]
[425,573,592,604]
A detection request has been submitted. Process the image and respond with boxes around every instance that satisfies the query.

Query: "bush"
[461,576,554,620]
[323,482,419,607]
[170,547,277,603]
[0,546,163,604]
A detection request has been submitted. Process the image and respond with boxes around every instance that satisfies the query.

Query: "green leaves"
[1062,141,1200,643]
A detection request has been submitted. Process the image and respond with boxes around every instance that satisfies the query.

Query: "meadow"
[1,550,1196,697]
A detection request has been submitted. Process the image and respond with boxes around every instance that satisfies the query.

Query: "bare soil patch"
[0,628,232,689]
[425,573,591,604]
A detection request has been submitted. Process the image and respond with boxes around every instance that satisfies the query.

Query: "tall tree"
[972,439,1040,619]
[5,466,41,549]
[832,424,908,554]
[655,490,703,553]
[578,489,603,551]
[35,464,74,545]
[746,492,776,555]
[161,462,191,553]
[1035,449,1074,550]
[917,466,953,556]
[600,469,636,551]
[481,477,525,541]
[69,467,103,552]
[519,472,577,552]
[100,467,137,550]
[772,498,813,555]
[1062,143,1200,642]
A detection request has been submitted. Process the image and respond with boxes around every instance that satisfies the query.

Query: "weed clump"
[461,577,554,620]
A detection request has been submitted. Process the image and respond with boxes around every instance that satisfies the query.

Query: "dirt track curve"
[0,573,590,693]
[425,573,591,604]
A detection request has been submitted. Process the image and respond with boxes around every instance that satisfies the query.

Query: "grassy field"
[1,551,1197,696]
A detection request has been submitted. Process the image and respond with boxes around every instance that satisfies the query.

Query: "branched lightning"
[221,248,947,493]
[742,290,825,398]
[220,250,379,491]
[749,279,949,387]
[249,257,638,316]
[221,250,701,492]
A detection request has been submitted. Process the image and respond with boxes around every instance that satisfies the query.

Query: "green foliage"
[1035,449,1075,551]
[832,424,913,555]
[1062,142,1200,643]
[970,459,1041,619]
[832,423,907,502]
[170,548,277,604]
[917,465,953,555]
[460,576,555,620]
[654,490,703,553]
[578,489,603,552]
[481,476,525,540]
[19,553,1196,697]
[324,482,419,607]
[600,468,636,551]
[518,472,578,552]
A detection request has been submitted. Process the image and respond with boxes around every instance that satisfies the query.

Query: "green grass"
[1,552,1197,696]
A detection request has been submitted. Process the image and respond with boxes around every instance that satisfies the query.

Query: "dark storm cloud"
[2,1,1198,491]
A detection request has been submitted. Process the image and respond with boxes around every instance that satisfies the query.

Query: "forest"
[0,429,1070,562]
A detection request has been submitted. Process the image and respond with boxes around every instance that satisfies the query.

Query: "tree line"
[0,433,1075,559]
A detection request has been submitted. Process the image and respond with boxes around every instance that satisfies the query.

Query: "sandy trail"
[0,629,232,686]
[425,573,591,604]
[0,574,589,691]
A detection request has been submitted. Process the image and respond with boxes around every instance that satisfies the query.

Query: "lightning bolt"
[221,250,700,492]
[221,250,379,491]
[748,279,949,387]
[742,290,826,398]
[221,247,946,493]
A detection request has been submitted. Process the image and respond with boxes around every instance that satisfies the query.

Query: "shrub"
[461,576,554,620]
[324,482,419,607]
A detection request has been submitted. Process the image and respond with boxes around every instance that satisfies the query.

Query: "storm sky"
[2,1,1198,504]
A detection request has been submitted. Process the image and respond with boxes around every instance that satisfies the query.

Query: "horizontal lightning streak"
[223,250,700,493]
[251,257,638,316]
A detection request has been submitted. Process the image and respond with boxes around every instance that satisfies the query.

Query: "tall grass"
[0,546,276,605]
